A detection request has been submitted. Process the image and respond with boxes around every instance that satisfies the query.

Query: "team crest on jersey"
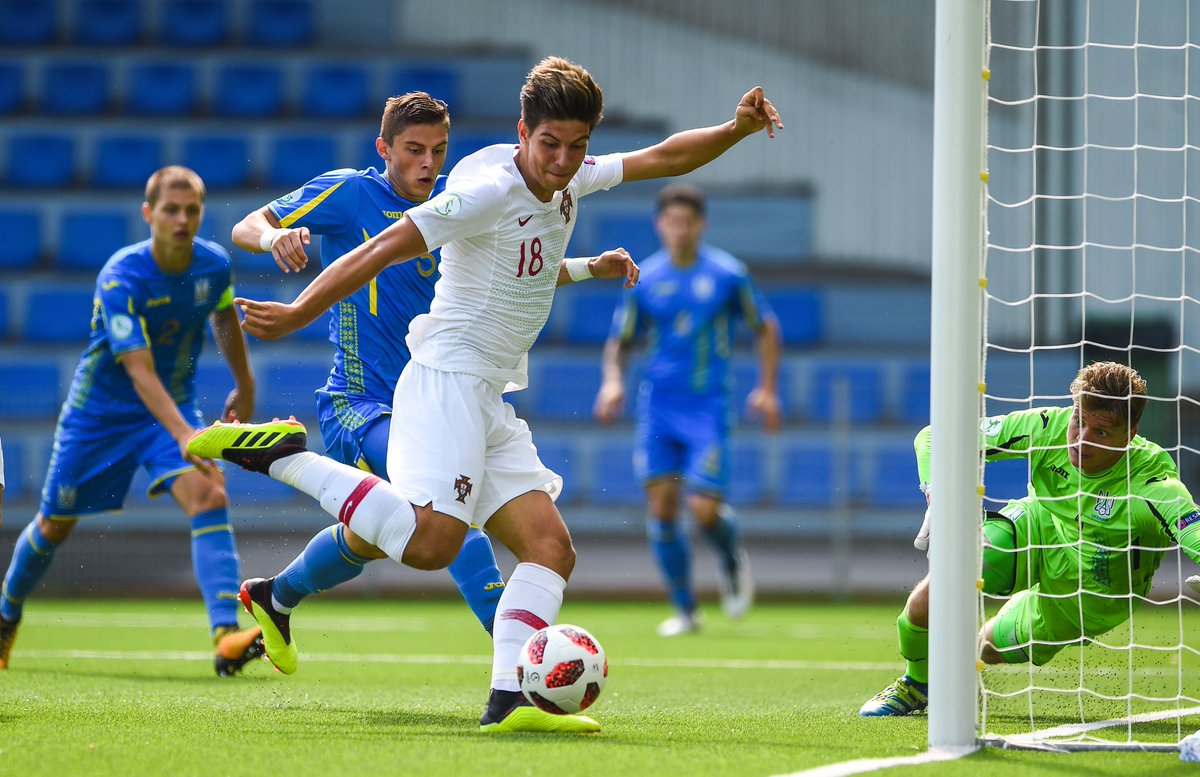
[560,190,573,224]
[1093,490,1115,521]
[454,474,474,504]
[57,484,77,510]
[194,278,210,306]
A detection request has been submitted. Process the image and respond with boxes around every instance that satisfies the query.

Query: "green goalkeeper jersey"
[915,406,1200,637]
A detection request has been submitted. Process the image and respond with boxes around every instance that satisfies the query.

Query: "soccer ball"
[516,623,608,715]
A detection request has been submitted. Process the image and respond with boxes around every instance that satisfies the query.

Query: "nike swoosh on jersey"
[518,215,533,226]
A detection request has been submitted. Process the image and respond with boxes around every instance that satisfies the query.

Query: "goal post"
[928,0,987,754]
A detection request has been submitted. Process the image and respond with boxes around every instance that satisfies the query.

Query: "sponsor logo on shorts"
[454,474,473,504]
[1177,510,1200,531]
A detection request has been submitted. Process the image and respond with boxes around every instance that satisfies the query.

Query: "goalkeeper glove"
[1186,575,1200,597]
[914,484,931,552]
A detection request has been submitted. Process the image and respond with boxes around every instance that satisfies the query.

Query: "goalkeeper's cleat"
[239,577,297,674]
[858,675,929,717]
[0,615,18,669]
[656,610,702,637]
[719,547,755,620]
[479,689,601,734]
[212,625,265,677]
[187,418,307,474]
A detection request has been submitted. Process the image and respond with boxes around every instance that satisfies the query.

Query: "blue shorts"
[39,404,207,518]
[634,384,733,498]
[315,390,390,475]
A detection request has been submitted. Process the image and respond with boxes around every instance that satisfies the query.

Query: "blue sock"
[272,524,369,610]
[0,519,63,622]
[447,527,503,635]
[700,510,740,575]
[648,518,694,614]
[190,509,242,634]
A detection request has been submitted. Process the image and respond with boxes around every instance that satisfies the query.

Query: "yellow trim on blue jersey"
[362,228,378,315]
[279,180,346,227]
[215,284,235,311]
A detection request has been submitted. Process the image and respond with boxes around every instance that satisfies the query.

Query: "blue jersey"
[268,168,442,406]
[610,244,774,397]
[64,238,234,420]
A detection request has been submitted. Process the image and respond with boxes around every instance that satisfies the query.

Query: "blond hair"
[145,165,205,207]
[1070,361,1148,429]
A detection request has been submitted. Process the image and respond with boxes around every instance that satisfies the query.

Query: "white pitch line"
[769,746,975,777]
[999,704,1200,745]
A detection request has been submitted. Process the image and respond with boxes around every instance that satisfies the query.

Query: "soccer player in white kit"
[190,56,783,733]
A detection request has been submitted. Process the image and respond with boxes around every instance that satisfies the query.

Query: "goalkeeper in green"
[860,361,1200,716]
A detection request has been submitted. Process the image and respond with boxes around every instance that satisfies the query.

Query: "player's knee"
[403,515,467,570]
[530,532,575,579]
[37,514,76,543]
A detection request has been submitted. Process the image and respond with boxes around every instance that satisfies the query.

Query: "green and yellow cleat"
[479,689,601,734]
[858,674,929,717]
[212,625,265,677]
[187,418,307,474]
[239,577,298,675]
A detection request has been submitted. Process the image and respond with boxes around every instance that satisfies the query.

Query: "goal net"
[976,0,1200,751]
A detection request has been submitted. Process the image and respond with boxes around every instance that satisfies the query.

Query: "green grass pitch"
[2,598,1198,775]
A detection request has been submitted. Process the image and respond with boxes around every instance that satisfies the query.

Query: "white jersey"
[404,144,624,391]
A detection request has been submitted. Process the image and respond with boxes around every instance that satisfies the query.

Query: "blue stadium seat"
[762,288,821,345]
[732,359,792,424]
[0,208,40,268]
[865,444,923,508]
[0,1,56,45]
[244,0,315,47]
[92,135,161,187]
[193,361,235,420]
[304,62,370,118]
[562,286,622,344]
[0,286,8,338]
[444,129,512,169]
[214,62,285,118]
[983,458,1030,508]
[777,442,839,508]
[22,287,95,343]
[595,212,659,262]
[261,360,329,418]
[533,437,580,503]
[73,0,142,45]
[158,0,229,46]
[728,439,766,505]
[809,360,886,424]
[0,61,24,113]
[182,134,250,188]
[6,134,74,186]
[42,61,110,115]
[585,440,643,506]
[267,135,337,187]
[224,466,299,505]
[0,362,60,419]
[57,211,129,270]
[898,361,931,423]
[1,435,25,499]
[532,359,603,421]
[390,65,458,107]
[127,61,198,116]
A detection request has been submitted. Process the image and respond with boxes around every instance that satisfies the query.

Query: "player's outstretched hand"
[733,86,784,139]
[268,227,312,274]
[589,248,639,289]
[237,297,302,341]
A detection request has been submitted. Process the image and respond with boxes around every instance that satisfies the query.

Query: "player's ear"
[517,119,529,143]
[375,137,388,161]
[141,201,152,224]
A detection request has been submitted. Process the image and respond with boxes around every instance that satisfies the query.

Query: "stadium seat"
[0,208,40,268]
[0,0,56,45]
[864,444,923,508]
[983,458,1030,508]
[41,61,110,115]
[261,360,330,418]
[92,135,162,187]
[57,211,129,270]
[73,0,142,45]
[777,441,839,508]
[303,62,370,118]
[898,361,931,423]
[585,440,643,506]
[182,134,250,188]
[444,129,513,169]
[808,360,886,424]
[213,62,285,118]
[127,61,198,116]
[728,439,767,505]
[390,65,458,108]
[762,288,822,345]
[731,359,792,424]
[0,286,8,338]
[562,286,623,344]
[6,134,75,187]
[0,61,24,114]
[22,287,95,343]
[244,0,315,47]
[193,360,236,420]
[267,135,338,187]
[533,437,580,503]
[595,212,659,262]
[157,0,229,46]
[223,466,299,505]
[0,361,60,419]
[532,358,603,421]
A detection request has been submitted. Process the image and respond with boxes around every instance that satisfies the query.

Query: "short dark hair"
[656,183,706,217]
[520,56,604,130]
[1070,361,1149,430]
[380,92,450,145]
[145,165,205,207]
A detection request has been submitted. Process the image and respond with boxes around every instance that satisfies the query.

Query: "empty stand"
[57,210,130,270]
[0,0,56,45]
[777,441,839,508]
[304,62,370,118]
[728,438,767,505]
[42,61,110,116]
[92,134,162,187]
[0,208,41,268]
[897,361,930,423]
[983,458,1031,508]
[214,62,286,118]
[560,286,622,344]
[6,134,75,187]
[158,0,230,46]
[390,65,458,110]
[261,359,331,416]
[74,0,143,46]
[127,61,199,116]
[0,361,61,419]
[244,0,315,47]
[533,437,580,503]
[594,212,659,263]
[533,358,603,421]
[267,134,338,187]
[585,440,643,506]
[809,359,885,424]
[863,444,923,508]
[0,61,23,114]
[182,134,251,188]
[22,287,96,343]
[762,288,821,345]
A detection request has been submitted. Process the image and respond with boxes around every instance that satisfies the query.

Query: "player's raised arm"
[237,216,430,340]
[232,205,312,274]
[622,86,783,183]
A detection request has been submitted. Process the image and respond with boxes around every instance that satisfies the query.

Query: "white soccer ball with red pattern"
[516,623,608,715]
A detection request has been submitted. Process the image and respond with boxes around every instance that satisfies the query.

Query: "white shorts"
[386,361,562,525]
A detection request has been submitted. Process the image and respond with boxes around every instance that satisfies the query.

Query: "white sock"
[268,452,417,562]
[490,562,566,692]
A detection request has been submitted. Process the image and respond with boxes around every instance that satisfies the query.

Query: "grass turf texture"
[2,599,1199,776]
